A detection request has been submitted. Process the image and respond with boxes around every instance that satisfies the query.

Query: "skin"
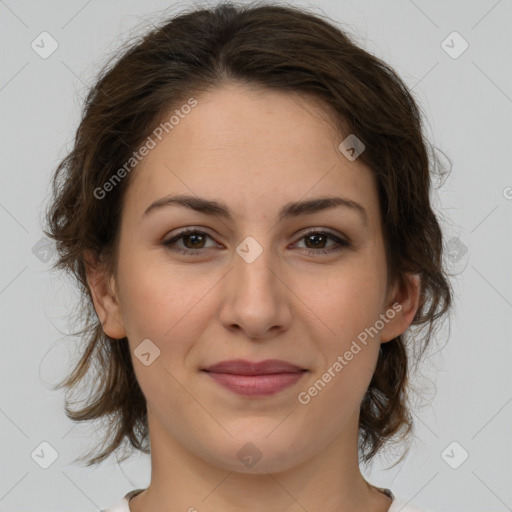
[87,82,420,512]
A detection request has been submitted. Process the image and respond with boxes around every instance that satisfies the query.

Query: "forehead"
[123,82,380,228]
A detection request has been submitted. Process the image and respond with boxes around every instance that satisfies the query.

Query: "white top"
[101,488,430,511]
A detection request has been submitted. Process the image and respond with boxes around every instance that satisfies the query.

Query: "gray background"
[1,0,511,511]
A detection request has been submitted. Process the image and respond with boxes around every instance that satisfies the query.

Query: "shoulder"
[389,495,433,512]
[100,488,434,512]
[376,487,428,512]
[100,489,145,512]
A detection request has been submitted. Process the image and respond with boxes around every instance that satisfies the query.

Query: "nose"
[218,236,292,340]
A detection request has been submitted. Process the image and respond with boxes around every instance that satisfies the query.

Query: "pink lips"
[202,359,307,396]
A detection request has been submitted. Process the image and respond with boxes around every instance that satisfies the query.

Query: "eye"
[293,229,351,256]
[162,228,217,255]
[162,228,351,256]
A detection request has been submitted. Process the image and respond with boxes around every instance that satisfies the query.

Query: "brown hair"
[45,0,453,467]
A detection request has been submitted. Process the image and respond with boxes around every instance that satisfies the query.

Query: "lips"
[202,359,306,375]
[202,359,308,396]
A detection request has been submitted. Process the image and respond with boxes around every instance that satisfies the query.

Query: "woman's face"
[91,82,417,473]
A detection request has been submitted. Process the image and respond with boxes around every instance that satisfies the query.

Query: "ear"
[84,249,127,340]
[379,273,421,343]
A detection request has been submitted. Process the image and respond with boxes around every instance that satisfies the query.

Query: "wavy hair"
[45,1,453,467]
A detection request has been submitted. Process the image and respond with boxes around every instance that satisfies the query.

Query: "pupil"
[307,234,325,248]
[185,233,204,248]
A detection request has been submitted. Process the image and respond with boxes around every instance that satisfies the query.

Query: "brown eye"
[295,230,350,255]
[163,229,216,255]
[162,228,350,256]
[304,232,329,249]
[181,232,207,249]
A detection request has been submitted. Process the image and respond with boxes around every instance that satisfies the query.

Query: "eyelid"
[291,229,350,251]
[163,226,348,243]
[162,226,350,255]
[162,226,219,247]
[293,227,347,241]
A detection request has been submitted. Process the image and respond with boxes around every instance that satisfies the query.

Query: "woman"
[45,2,452,511]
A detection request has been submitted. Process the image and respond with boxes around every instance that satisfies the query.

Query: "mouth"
[201,359,308,397]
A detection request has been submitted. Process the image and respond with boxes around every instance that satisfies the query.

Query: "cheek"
[325,352,378,414]
[119,265,206,405]
[117,253,220,380]
[296,338,379,435]
[117,248,203,334]
[312,265,386,337]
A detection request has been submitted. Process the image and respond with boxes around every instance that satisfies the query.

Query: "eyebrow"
[143,193,368,225]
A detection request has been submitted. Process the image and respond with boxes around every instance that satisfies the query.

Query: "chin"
[211,448,304,475]
[198,427,309,475]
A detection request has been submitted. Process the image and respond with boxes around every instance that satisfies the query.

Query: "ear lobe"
[379,273,421,343]
[84,250,126,340]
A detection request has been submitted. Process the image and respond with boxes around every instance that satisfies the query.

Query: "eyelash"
[162,228,350,257]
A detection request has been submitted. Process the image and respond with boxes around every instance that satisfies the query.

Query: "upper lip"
[202,359,306,375]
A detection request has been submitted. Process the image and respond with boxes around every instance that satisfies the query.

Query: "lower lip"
[203,371,306,396]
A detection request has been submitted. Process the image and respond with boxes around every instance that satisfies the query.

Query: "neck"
[129,408,392,512]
